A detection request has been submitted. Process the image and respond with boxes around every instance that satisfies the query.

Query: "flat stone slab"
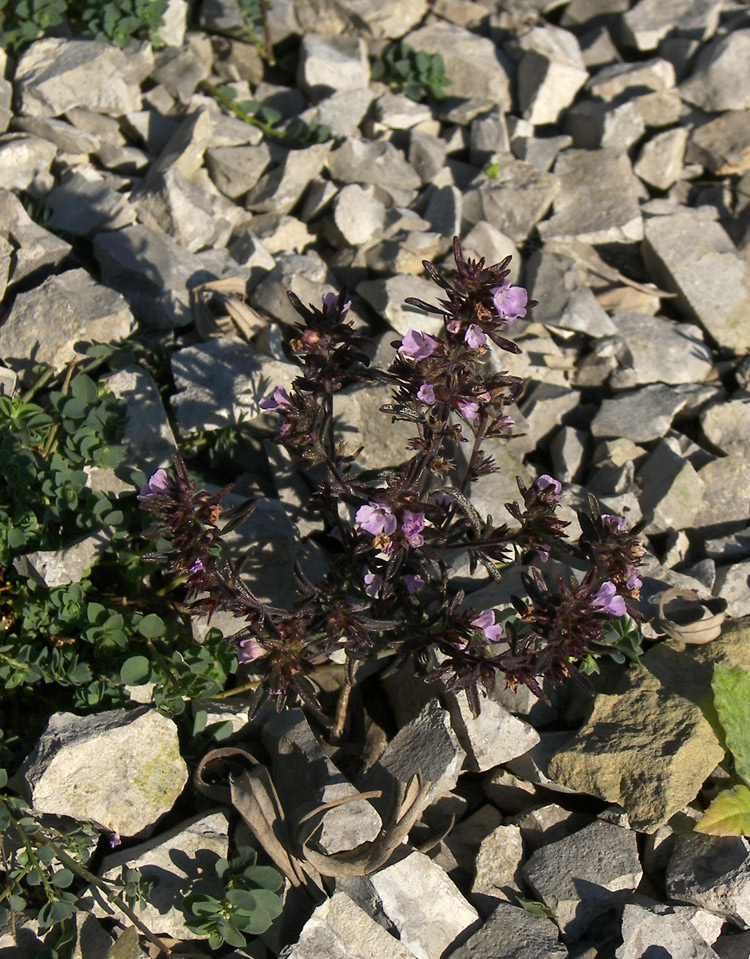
[590,384,688,442]
[643,210,750,353]
[608,311,713,390]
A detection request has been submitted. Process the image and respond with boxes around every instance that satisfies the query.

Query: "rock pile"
[3,0,750,955]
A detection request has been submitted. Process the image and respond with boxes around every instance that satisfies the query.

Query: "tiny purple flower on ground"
[471,609,504,642]
[403,574,424,594]
[258,386,292,412]
[457,399,479,420]
[417,383,436,404]
[399,330,440,360]
[465,324,487,349]
[601,513,627,534]
[401,511,425,547]
[237,637,269,663]
[189,559,205,573]
[323,291,351,316]
[364,572,384,596]
[356,502,397,536]
[491,283,528,322]
[137,468,171,502]
[591,581,626,617]
[533,474,562,499]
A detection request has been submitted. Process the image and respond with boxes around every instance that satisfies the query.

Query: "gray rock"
[335,0,427,38]
[93,224,209,329]
[688,110,750,176]
[469,109,509,167]
[14,707,187,839]
[262,709,381,855]
[680,30,750,112]
[443,691,540,773]
[332,184,386,247]
[297,34,369,99]
[462,159,559,244]
[151,43,210,103]
[470,825,525,915]
[511,803,591,853]
[621,0,721,52]
[701,393,750,458]
[12,115,99,154]
[714,930,750,958]
[517,25,588,126]
[405,22,512,109]
[246,141,331,214]
[586,56,676,100]
[15,38,145,117]
[636,437,706,533]
[634,126,689,189]
[608,311,713,390]
[421,184,462,239]
[170,336,297,434]
[0,133,56,194]
[539,148,643,244]
[616,902,721,959]
[523,820,641,942]
[250,250,340,326]
[715,559,750,618]
[45,167,137,235]
[0,268,135,383]
[667,833,750,929]
[591,384,688,442]
[483,768,539,815]
[508,120,572,171]
[333,382,415,470]
[142,106,215,184]
[506,731,582,795]
[281,891,420,959]
[449,900,567,959]
[554,285,619,338]
[14,530,113,589]
[635,87,683,127]
[368,849,480,959]
[519,382,581,449]
[564,98,646,151]
[0,188,71,285]
[0,364,16,397]
[327,139,421,207]
[308,87,375,139]
[88,812,229,939]
[357,274,444,338]
[551,426,588,485]
[159,0,189,47]
[643,210,750,353]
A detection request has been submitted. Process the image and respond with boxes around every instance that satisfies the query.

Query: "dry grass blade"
[189,277,265,341]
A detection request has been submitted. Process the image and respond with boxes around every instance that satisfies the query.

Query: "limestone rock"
[14,530,113,589]
[443,691,540,773]
[634,127,689,190]
[0,188,70,286]
[608,311,713,390]
[700,392,750,458]
[0,133,56,193]
[636,438,706,533]
[591,384,688,442]
[297,34,369,99]
[45,167,137,236]
[688,110,750,176]
[205,142,273,198]
[247,142,331,214]
[616,902,721,959]
[680,30,750,112]
[462,159,559,244]
[449,900,567,959]
[667,833,750,929]
[621,0,721,52]
[517,25,588,126]
[357,274,444,339]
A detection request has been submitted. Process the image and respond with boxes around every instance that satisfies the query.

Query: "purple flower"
[108,831,122,849]
[471,609,504,643]
[401,510,425,547]
[601,513,627,534]
[491,283,528,323]
[398,330,440,360]
[356,502,397,536]
[537,543,551,563]
[464,324,487,349]
[323,292,351,316]
[364,572,384,596]
[533,474,562,500]
[189,559,205,574]
[457,399,479,420]
[591,581,626,617]
[258,386,292,412]
[137,468,171,502]
[237,637,269,663]
[417,383,436,404]
[403,574,424,594]
[625,566,642,591]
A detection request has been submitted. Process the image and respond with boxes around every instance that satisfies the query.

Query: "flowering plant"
[139,238,645,719]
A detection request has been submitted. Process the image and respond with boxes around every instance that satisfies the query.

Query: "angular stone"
[449,900,567,959]
[283,891,420,958]
[621,0,721,52]
[469,109,509,167]
[667,834,750,929]
[586,57,676,100]
[634,126,689,189]
[205,142,273,198]
[517,25,588,126]
[636,438,706,533]
[369,849,480,959]
[547,642,730,832]
[45,167,137,235]
[0,188,71,284]
[483,768,539,815]
[332,184,386,247]
[539,149,643,244]
[327,138,421,206]
[715,559,750,619]
[357,274,444,338]
[333,382,416,470]
[643,210,750,352]
[591,384,688,442]
[701,392,750,458]
[443,691,540,773]
[471,824,524,915]
[88,812,229,939]
[508,120,572,171]
[523,820,642,942]
[151,44,210,104]
[616,902,722,959]
[12,114,99,154]
[609,311,713,390]
[688,110,750,176]
[680,30,750,112]
[250,250,339,326]
[262,709,381,855]
[14,530,113,589]
[15,707,187,838]
[519,382,582,449]
[0,268,135,383]
[405,22,511,109]
[461,222,521,283]
[170,337,297,434]
[564,98,646,151]
[0,133,56,193]
[297,34,369,99]
[247,141,331,214]
[462,159,559,244]
[506,731,581,795]
[15,38,144,117]
[93,224,208,329]
[555,285,618,338]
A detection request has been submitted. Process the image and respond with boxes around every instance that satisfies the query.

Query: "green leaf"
[51,867,75,888]
[137,614,165,638]
[120,656,151,685]
[70,374,98,404]
[695,784,750,836]
[193,709,207,735]
[713,666,750,786]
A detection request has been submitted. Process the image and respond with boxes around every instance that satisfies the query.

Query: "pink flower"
[259,386,292,412]
[364,572,384,596]
[237,637,269,663]
[537,543,551,563]
[356,502,397,536]
[457,399,479,420]
[137,468,171,502]
[401,511,425,547]
[625,566,642,591]
[403,574,424,594]
[471,609,504,643]
[533,474,562,500]
[417,383,436,404]
[591,581,626,617]
[464,324,487,349]
[323,292,351,316]
[399,330,440,360]
[491,283,528,322]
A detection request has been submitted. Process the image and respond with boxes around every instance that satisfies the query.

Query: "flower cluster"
[139,237,644,719]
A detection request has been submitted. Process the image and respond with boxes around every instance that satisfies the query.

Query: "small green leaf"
[137,614,165,638]
[51,867,75,888]
[695,784,750,836]
[713,666,750,786]
[120,656,151,685]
